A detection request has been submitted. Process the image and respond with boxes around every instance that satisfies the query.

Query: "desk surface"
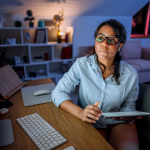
[0,78,114,150]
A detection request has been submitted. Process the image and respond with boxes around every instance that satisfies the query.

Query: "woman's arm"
[60,100,83,119]
[52,59,80,107]
[60,100,102,123]
[113,71,142,122]
[120,72,139,112]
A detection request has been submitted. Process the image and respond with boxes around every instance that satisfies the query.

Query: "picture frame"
[43,19,57,42]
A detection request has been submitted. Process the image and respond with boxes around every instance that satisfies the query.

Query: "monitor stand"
[0,119,14,147]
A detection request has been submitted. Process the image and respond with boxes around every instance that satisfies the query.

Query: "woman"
[52,19,141,150]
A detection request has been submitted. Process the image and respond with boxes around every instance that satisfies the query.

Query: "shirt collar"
[85,54,97,65]
[85,54,130,75]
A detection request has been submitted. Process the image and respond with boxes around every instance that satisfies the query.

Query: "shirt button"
[101,94,103,96]
[103,82,105,85]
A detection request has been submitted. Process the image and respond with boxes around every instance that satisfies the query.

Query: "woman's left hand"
[111,116,142,122]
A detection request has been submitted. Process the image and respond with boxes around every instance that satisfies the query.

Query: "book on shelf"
[34,56,43,62]
[35,29,46,43]
[61,47,72,59]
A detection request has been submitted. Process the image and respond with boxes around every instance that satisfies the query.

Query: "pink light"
[145,3,150,35]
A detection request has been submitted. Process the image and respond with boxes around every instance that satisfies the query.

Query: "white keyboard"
[16,113,67,150]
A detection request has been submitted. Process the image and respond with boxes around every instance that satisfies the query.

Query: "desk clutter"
[21,83,56,106]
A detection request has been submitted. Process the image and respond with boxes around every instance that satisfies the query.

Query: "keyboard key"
[37,144,43,148]
[46,146,51,150]
[41,141,46,144]
[49,143,55,148]
[62,139,67,142]
[48,136,52,139]
[55,137,59,140]
[44,143,48,147]
[58,140,62,143]
[44,138,49,141]
[40,147,46,150]
[53,141,58,145]
[33,139,38,142]
[35,141,40,145]
[46,140,51,144]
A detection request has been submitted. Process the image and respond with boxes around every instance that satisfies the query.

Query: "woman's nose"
[102,38,109,48]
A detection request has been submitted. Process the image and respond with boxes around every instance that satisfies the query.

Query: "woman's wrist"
[78,109,83,120]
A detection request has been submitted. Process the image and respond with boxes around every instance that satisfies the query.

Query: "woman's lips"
[100,49,109,53]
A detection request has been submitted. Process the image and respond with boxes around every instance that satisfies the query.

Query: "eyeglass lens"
[96,34,119,45]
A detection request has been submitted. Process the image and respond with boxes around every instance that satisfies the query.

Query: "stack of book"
[61,47,72,59]
[35,29,46,43]
[34,56,43,62]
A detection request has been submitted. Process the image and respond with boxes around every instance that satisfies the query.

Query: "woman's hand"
[79,102,103,123]
[111,116,142,122]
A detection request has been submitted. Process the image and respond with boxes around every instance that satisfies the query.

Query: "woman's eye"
[109,39,115,42]
[98,36,104,40]
[96,38,102,42]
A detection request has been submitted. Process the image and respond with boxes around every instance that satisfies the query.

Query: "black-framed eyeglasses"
[95,34,120,45]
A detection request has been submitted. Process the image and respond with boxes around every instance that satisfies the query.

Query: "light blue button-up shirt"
[52,54,139,128]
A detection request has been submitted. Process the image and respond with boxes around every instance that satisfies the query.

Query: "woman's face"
[95,25,123,61]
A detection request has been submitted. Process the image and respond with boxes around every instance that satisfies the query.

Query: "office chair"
[136,83,150,150]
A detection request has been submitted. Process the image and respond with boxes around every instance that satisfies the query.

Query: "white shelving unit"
[0,27,74,84]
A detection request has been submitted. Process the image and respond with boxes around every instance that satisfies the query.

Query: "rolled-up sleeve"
[52,59,81,107]
[120,72,139,112]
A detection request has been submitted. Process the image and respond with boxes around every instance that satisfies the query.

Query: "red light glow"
[145,3,150,35]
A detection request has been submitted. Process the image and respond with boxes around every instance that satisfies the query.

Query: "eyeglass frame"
[95,33,121,45]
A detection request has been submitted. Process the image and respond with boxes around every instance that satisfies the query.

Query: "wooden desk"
[0,78,114,150]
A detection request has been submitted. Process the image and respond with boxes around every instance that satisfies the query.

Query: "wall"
[65,16,150,59]
[1,14,150,60]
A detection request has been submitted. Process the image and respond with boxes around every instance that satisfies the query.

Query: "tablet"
[101,111,150,118]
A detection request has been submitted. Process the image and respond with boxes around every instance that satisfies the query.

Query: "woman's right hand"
[79,102,103,123]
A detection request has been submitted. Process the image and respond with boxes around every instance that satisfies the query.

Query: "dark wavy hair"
[94,19,127,85]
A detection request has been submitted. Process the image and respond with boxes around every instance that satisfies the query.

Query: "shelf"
[0,42,73,47]
[30,61,49,65]
[22,27,47,29]
[28,43,48,47]
[1,26,74,84]
[16,63,30,66]
[0,27,47,29]
[52,58,73,62]
[0,44,28,47]
[25,75,48,80]
[47,42,73,46]
[15,59,73,66]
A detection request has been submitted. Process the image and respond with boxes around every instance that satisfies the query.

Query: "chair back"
[136,83,150,150]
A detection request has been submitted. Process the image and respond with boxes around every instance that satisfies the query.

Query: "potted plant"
[24,10,35,27]
[53,8,65,43]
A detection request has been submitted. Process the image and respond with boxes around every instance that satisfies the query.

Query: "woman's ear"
[120,43,124,49]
